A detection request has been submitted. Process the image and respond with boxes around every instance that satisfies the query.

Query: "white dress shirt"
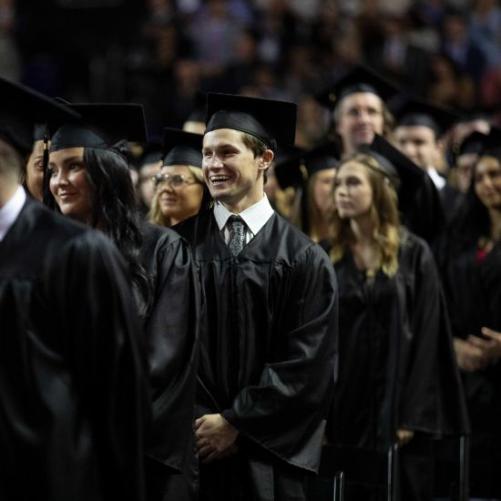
[428,167,446,191]
[0,185,26,242]
[213,195,275,246]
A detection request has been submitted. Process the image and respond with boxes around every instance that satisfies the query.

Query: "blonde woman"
[316,145,468,501]
[149,128,210,227]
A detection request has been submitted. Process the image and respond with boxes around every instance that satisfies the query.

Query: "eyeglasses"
[153,173,197,188]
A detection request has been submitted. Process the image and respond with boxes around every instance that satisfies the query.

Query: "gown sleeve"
[52,230,150,501]
[143,232,199,473]
[398,236,469,436]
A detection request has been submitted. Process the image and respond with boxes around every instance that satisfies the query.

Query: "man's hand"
[396,428,414,447]
[194,413,239,464]
[454,337,491,372]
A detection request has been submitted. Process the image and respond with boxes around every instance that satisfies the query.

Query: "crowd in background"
[2,1,501,500]
[1,0,500,142]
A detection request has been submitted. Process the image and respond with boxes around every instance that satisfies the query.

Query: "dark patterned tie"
[227,215,246,256]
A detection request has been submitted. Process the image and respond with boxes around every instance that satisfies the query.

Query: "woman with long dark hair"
[47,120,152,315]
[45,104,200,501]
[438,129,501,499]
[313,143,468,501]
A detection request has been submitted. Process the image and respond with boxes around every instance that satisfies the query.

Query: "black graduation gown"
[403,174,445,247]
[139,223,199,501]
[440,239,501,497]
[175,209,338,501]
[439,183,464,225]
[323,231,468,500]
[0,198,149,501]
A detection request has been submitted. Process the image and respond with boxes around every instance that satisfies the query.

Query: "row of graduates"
[4,65,500,501]
[3,76,338,501]
[270,67,501,500]
[128,66,501,498]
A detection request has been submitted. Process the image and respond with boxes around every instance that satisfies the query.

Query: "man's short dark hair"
[241,132,270,184]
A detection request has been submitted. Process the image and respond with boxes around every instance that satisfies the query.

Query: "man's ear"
[259,149,274,171]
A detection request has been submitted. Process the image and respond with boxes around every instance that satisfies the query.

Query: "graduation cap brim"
[316,65,400,110]
[50,103,148,152]
[275,142,341,189]
[391,94,459,136]
[0,76,80,153]
[162,127,203,168]
[205,93,297,149]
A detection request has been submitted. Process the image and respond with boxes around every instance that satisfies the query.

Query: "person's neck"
[220,191,264,214]
[342,142,357,158]
[489,208,501,241]
[350,213,375,245]
[0,178,19,209]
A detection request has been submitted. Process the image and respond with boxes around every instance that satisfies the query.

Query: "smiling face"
[335,92,385,154]
[154,164,204,225]
[333,160,373,220]
[48,147,94,224]
[474,155,501,211]
[202,128,273,212]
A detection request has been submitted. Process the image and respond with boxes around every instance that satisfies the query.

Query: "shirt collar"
[0,185,27,242]
[427,167,446,190]
[214,195,275,235]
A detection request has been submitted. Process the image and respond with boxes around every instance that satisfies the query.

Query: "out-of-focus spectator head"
[175,59,202,90]
[235,28,258,63]
[442,8,469,43]
[183,91,206,135]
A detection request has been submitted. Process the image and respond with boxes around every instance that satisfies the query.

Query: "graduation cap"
[476,127,501,158]
[205,92,297,151]
[275,142,341,190]
[357,134,426,210]
[162,127,203,168]
[0,76,80,154]
[357,134,446,243]
[391,95,459,137]
[50,103,148,153]
[316,65,400,110]
[140,141,163,167]
[457,131,489,157]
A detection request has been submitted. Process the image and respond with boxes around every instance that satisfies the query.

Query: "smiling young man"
[174,93,338,501]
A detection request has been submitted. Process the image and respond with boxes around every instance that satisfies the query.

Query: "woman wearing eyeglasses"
[149,129,211,227]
